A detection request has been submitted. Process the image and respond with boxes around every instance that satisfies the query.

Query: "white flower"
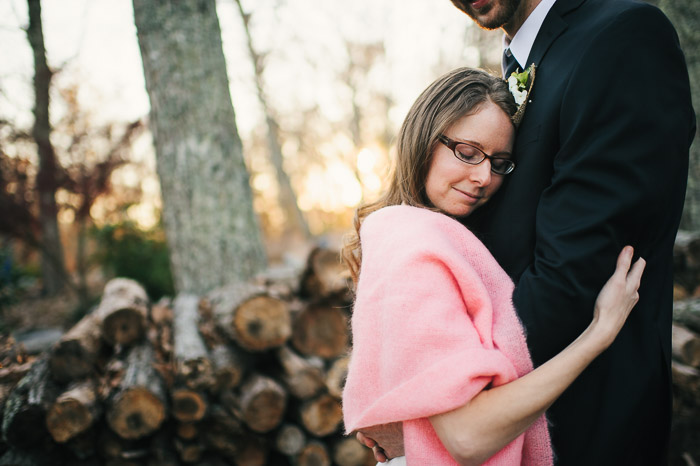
[508,76,527,106]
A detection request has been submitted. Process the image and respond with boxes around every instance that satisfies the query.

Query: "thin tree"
[132,0,267,294]
[26,0,67,295]
[234,0,311,239]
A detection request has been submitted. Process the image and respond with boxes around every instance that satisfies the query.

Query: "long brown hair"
[342,67,516,283]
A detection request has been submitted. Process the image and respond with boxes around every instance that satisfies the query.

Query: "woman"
[341,68,645,465]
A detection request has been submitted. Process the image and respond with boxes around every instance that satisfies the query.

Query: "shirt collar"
[502,0,557,70]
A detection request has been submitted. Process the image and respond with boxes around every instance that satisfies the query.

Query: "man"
[359,0,695,464]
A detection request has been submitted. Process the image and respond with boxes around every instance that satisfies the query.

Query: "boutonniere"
[507,63,536,126]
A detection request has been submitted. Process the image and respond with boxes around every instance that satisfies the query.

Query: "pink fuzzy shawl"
[342,206,553,465]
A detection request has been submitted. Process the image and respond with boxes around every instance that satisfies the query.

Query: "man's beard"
[451,0,523,30]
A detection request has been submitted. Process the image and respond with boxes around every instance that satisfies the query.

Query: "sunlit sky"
[0,0,502,231]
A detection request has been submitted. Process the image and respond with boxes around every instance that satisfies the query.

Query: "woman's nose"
[469,160,492,187]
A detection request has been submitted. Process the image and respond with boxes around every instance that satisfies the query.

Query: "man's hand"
[355,422,404,462]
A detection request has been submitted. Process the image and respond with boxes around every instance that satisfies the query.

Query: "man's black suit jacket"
[468,0,695,464]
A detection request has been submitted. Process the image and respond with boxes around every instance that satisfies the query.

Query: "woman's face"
[425,102,515,218]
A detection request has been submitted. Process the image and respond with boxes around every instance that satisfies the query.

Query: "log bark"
[173,294,214,389]
[292,304,349,358]
[300,248,350,299]
[232,434,267,466]
[672,360,700,402]
[0,361,33,386]
[672,324,700,368]
[65,428,98,460]
[210,283,291,351]
[210,344,245,391]
[326,356,349,399]
[332,437,373,466]
[49,313,102,383]
[148,429,180,466]
[176,422,198,440]
[201,405,244,459]
[0,448,52,466]
[295,441,330,466]
[174,437,203,463]
[238,374,287,433]
[299,394,343,437]
[96,278,149,347]
[275,423,306,456]
[46,379,100,443]
[171,388,208,422]
[1,357,58,449]
[106,342,166,439]
[674,299,700,334]
[277,346,325,399]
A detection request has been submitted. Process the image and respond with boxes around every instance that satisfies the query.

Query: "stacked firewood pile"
[0,248,374,466]
[3,239,700,465]
[670,233,700,464]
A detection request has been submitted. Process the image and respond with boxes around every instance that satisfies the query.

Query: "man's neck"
[503,0,542,39]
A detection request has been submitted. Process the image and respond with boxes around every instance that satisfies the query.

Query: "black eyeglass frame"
[438,135,515,175]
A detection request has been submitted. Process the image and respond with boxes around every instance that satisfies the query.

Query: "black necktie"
[502,48,519,78]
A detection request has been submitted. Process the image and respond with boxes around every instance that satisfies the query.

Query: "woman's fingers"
[627,257,646,290]
[615,246,634,277]
[356,431,375,448]
[356,431,388,462]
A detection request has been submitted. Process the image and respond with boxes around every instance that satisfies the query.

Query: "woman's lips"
[453,187,482,204]
[470,0,490,10]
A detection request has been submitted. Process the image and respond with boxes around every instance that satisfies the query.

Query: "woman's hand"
[589,246,646,349]
[355,422,404,462]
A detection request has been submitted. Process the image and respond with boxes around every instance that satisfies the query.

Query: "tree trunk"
[132,0,267,295]
[653,0,700,230]
[234,0,311,239]
[26,0,66,296]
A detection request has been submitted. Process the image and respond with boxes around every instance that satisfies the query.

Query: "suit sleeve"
[513,5,695,364]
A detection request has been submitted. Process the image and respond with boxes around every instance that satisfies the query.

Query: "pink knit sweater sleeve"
[342,206,528,464]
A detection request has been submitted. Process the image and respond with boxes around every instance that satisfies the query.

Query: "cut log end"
[49,340,95,383]
[240,375,287,433]
[292,306,349,359]
[46,398,94,443]
[232,296,291,351]
[172,388,208,422]
[103,308,147,347]
[297,441,331,466]
[333,437,373,466]
[107,388,165,439]
[300,394,343,437]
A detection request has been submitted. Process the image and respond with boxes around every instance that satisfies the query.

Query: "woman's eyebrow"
[453,137,512,157]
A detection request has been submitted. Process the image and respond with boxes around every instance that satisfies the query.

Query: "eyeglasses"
[438,135,515,175]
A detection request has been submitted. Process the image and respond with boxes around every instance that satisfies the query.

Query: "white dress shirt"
[502,0,557,75]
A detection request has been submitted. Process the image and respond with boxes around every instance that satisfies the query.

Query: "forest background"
[0,0,697,334]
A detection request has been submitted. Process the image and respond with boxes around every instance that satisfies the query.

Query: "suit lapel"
[527,0,585,66]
